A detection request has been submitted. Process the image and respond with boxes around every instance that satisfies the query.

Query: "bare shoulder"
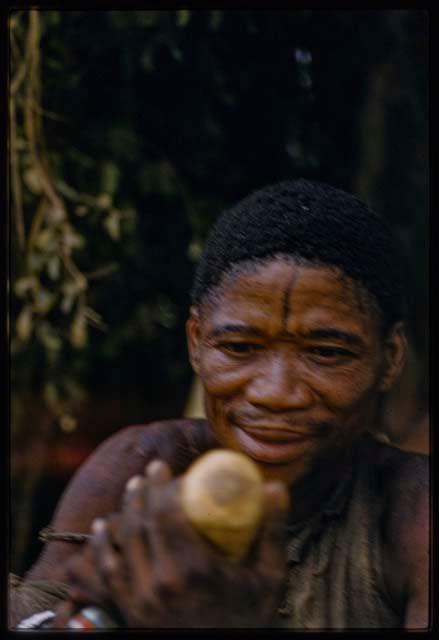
[367,436,429,501]
[366,438,430,628]
[26,418,212,581]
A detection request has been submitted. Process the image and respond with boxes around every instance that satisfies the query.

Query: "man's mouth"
[229,419,326,464]
[236,425,320,443]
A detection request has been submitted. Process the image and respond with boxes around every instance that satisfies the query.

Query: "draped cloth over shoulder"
[273,437,402,629]
[9,572,70,628]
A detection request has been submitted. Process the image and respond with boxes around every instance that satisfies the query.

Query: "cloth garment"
[274,437,401,629]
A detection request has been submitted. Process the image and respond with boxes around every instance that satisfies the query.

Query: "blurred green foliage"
[10,9,428,424]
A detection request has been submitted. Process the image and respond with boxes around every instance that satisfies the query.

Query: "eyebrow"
[209,325,365,348]
[209,324,265,339]
[306,329,365,348]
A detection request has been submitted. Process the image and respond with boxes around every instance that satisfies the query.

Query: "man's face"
[187,258,406,485]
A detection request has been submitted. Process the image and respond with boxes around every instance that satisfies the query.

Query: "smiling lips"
[230,421,323,465]
[237,425,320,443]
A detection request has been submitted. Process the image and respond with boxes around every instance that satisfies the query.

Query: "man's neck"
[256,443,358,525]
[285,449,354,525]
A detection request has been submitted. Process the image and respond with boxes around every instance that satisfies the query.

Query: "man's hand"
[53,459,289,628]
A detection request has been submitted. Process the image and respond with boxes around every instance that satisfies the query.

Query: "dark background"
[10,9,429,576]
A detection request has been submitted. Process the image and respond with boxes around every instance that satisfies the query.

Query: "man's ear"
[379,321,408,392]
[186,306,201,375]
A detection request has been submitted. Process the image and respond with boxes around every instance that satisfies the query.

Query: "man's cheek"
[200,358,247,396]
[317,371,379,412]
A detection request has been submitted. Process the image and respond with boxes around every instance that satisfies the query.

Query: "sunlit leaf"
[37,322,62,351]
[61,292,75,314]
[61,281,81,313]
[70,309,87,348]
[177,10,191,28]
[187,239,203,261]
[14,276,38,298]
[96,193,112,210]
[74,205,89,217]
[43,382,61,413]
[23,166,43,194]
[103,210,121,241]
[14,137,27,151]
[47,204,66,223]
[33,288,56,314]
[47,255,61,280]
[28,251,47,272]
[60,414,77,433]
[35,228,57,251]
[16,306,33,341]
[62,225,85,250]
[101,161,120,197]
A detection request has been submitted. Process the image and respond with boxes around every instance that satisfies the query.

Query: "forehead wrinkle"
[282,269,300,330]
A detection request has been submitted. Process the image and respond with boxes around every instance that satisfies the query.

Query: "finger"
[51,599,76,629]
[114,502,156,602]
[63,545,103,598]
[91,517,146,618]
[122,474,147,515]
[146,481,218,573]
[145,458,173,484]
[91,518,124,579]
[61,523,115,607]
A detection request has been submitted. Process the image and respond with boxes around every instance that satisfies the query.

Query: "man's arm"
[24,419,213,583]
[382,453,430,629]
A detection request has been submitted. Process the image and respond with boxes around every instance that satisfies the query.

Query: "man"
[10,179,429,629]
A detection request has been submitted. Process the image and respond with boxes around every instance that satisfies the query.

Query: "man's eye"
[220,342,260,355]
[309,347,354,359]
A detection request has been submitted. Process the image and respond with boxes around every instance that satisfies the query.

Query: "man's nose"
[245,353,314,411]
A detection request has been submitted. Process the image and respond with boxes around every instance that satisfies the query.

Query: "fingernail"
[125,475,143,492]
[145,459,165,477]
[91,518,106,534]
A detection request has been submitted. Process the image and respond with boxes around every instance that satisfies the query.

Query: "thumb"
[51,599,76,629]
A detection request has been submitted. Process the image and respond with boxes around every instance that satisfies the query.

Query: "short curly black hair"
[191,179,406,330]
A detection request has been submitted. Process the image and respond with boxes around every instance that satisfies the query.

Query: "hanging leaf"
[35,228,57,251]
[14,276,38,298]
[28,251,47,272]
[61,281,80,313]
[43,382,61,414]
[177,10,191,28]
[16,306,33,342]
[74,205,89,217]
[103,210,121,241]
[187,239,203,261]
[47,255,61,280]
[46,204,66,223]
[33,288,56,314]
[62,225,85,250]
[37,322,62,352]
[59,414,77,433]
[23,166,43,194]
[96,193,112,210]
[70,308,88,348]
[101,161,120,197]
